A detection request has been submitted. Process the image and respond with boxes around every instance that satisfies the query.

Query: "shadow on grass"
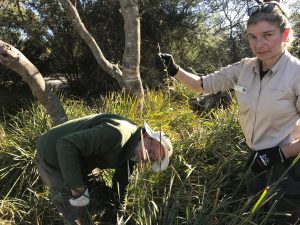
[0,85,34,118]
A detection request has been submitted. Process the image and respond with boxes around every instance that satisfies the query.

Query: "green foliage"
[1,0,253,92]
[290,9,300,58]
[1,1,299,94]
[0,0,48,86]
[0,86,280,224]
[126,102,246,225]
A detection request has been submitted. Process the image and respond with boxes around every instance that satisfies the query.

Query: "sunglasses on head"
[247,2,287,18]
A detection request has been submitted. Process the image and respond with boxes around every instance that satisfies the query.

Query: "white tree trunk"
[119,0,144,98]
[0,40,68,125]
[57,0,144,99]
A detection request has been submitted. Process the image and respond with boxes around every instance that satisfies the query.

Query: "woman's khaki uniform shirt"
[202,50,300,150]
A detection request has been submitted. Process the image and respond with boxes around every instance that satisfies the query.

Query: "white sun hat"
[144,122,173,172]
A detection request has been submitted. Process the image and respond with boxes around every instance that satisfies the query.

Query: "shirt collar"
[252,50,290,76]
[271,50,290,74]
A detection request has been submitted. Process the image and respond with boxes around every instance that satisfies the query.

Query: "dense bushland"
[0,81,283,225]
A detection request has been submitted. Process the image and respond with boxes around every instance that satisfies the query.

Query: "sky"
[281,0,300,14]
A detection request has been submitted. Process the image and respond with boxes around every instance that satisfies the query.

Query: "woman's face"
[247,20,287,67]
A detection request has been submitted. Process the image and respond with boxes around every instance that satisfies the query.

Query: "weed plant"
[0,82,284,224]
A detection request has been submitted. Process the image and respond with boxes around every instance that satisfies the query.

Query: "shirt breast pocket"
[266,89,296,117]
[234,84,252,112]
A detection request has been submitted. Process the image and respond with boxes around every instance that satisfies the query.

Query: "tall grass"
[0,86,279,224]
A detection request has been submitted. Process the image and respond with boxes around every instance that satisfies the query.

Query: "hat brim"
[144,122,170,172]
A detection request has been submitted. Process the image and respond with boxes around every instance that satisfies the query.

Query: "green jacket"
[37,113,141,189]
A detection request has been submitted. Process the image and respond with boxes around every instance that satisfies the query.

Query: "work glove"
[69,188,90,207]
[155,53,179,77]
[247,146,286,174]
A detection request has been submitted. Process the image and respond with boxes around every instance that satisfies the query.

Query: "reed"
[0,86,284,224]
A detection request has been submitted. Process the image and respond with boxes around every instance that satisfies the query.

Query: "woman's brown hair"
[247,2,294,47]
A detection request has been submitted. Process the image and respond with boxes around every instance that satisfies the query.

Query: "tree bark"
[57,0,144,99]
[119,0,144,98]
[0,40,68,126]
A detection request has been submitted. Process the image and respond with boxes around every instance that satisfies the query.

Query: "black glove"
[247,146,286,174]
[155,53,179,77]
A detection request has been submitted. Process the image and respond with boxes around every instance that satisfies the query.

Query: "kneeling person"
[36,113,173,224]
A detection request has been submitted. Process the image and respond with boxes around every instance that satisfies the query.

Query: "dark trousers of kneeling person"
[36,152,132,225]
[36,152,91,225]
[247,157,300,225]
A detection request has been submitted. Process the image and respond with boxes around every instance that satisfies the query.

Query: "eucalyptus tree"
[57,0,144,103]
[199,0,251,62]
[1,0,145,120]
[0,1,67,125]
[27,0,85,89]
[140,0,250,74]
[288,0,300,58]
[0,0,50,83]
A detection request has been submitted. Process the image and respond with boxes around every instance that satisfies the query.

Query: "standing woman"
[157,1,300,224]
